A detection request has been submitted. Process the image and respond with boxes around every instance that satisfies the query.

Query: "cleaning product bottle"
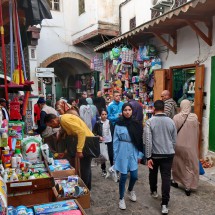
[0,160,4,175]
[2,170,8,182]
[10,169,19,182]
[1,132,8,147]
[14,148,23,159]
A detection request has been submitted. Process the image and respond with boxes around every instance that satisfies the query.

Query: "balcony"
[151,0,189,19]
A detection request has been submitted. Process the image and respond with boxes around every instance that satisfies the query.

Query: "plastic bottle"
[10,169,19,182]
[1,132,8,147]
[28,171,35,180]
[14,148,23,159]
[2,170,8,182]
[0,160,4,175]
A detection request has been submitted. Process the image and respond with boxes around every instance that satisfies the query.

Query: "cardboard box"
[7,177,55,207]
[45,159,76,178]
[53,177,90,209]
[8,188,55,207]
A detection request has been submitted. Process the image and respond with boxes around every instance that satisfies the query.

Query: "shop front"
[94,0,215,157]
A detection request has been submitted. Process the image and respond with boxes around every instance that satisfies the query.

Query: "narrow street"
[86,164,215,215]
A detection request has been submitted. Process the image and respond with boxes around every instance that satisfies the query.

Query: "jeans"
[80,156,92,190]
[119,169,138,200]
[149,157,173,205]
[101,142,114,171]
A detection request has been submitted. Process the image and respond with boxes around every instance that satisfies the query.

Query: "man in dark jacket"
[126,92,143,124]
[93,91,106,113]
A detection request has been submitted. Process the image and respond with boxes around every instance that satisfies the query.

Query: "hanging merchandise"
[139,45,150,61]
[111,47,121,59]
[91,55,103,72]
[120,49,134,65]
[151,57,162,70]
[147,44,158,57]
[9,97,22,120]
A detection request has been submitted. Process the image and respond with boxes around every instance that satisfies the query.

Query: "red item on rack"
[10,97,22,120]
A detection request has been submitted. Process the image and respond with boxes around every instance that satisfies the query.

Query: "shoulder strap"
[177,114,189,134]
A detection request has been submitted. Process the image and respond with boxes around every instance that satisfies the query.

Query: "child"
[93,109,114,176]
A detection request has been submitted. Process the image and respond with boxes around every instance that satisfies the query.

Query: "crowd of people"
[0,89,200,215]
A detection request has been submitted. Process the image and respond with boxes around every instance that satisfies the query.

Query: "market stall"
[91,44,162,122]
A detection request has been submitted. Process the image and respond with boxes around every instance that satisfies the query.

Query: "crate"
[7,177,55,207]
[52,177,90,209]
[45,159,76,178]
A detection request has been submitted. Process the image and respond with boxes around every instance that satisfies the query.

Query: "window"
[79,0,85,15]
[130,17,136,30]
[49,0,60,11]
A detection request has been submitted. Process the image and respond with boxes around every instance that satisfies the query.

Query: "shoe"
[101,170,107,177]
[171,180,178,188]
[151,191,158,198]
[127,190,137,202]
[185,188,191,196]
[161,205,169,214]
[119,198,126,210]
[108,166,118,182]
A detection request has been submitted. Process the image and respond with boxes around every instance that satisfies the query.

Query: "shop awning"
[94,0,214,53]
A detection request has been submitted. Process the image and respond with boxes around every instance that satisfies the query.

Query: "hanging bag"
[177,114,189,134]
[83,136,100,158]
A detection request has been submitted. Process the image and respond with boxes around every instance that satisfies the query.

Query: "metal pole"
[0,0,9,101]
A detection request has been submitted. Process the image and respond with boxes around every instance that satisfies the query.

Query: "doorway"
[209,56,215,151]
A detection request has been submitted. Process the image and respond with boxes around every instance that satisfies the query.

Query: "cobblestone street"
[85,164,215,215]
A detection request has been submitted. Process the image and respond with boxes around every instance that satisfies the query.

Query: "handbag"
[83,136,100,158]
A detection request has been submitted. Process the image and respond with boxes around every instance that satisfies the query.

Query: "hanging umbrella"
[19,0,52,26]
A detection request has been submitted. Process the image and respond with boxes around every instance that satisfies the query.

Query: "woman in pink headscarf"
[171,99,199,196]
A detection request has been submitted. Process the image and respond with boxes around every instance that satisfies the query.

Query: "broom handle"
[14,0,22,84]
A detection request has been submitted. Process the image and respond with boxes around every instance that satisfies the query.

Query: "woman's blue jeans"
[119,169,138,199]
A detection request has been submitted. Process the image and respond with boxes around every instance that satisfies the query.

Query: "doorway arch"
[40,52,91,68]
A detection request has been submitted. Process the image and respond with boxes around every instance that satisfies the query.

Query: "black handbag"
[83,136,100,158]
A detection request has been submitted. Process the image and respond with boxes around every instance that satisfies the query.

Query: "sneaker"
[161,205,169,214]
[101,170,107,177]
[127,190,137,202]
[151,191,158,198]
[119,198,126,210]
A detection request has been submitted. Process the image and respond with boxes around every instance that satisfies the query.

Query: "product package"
[33,200,78,215]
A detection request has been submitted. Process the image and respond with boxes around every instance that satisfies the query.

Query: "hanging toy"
[10,97,22,120]
[12,66,24,85]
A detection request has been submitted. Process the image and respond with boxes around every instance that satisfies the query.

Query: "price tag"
[10,182,32,187]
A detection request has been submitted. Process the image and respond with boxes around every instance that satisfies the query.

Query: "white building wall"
[121,0,153,34]
[71,0,124,41]
[152,18,215,157]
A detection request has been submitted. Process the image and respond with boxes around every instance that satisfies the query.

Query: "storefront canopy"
[94,0,214,53]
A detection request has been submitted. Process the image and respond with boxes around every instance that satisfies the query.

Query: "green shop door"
[209,56,215,151]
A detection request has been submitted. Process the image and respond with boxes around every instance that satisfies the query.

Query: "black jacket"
[93,119,114,143]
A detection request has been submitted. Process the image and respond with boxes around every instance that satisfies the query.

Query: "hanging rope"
[0,0,9,100]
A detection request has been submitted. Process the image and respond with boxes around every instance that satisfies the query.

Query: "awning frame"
[94,0,214,53]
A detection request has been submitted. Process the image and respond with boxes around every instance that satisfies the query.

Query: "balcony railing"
[151,0,189,19]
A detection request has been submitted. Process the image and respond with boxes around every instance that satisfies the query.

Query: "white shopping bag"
[100,142,109,161]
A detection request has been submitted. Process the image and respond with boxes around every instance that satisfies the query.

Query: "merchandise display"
[55,176,88,198]
[8,200,85,215]
[93,44,162,122]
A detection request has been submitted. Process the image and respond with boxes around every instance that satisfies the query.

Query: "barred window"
[49,0,60,11]
[79,0,85,15]
[130,17,136,30]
